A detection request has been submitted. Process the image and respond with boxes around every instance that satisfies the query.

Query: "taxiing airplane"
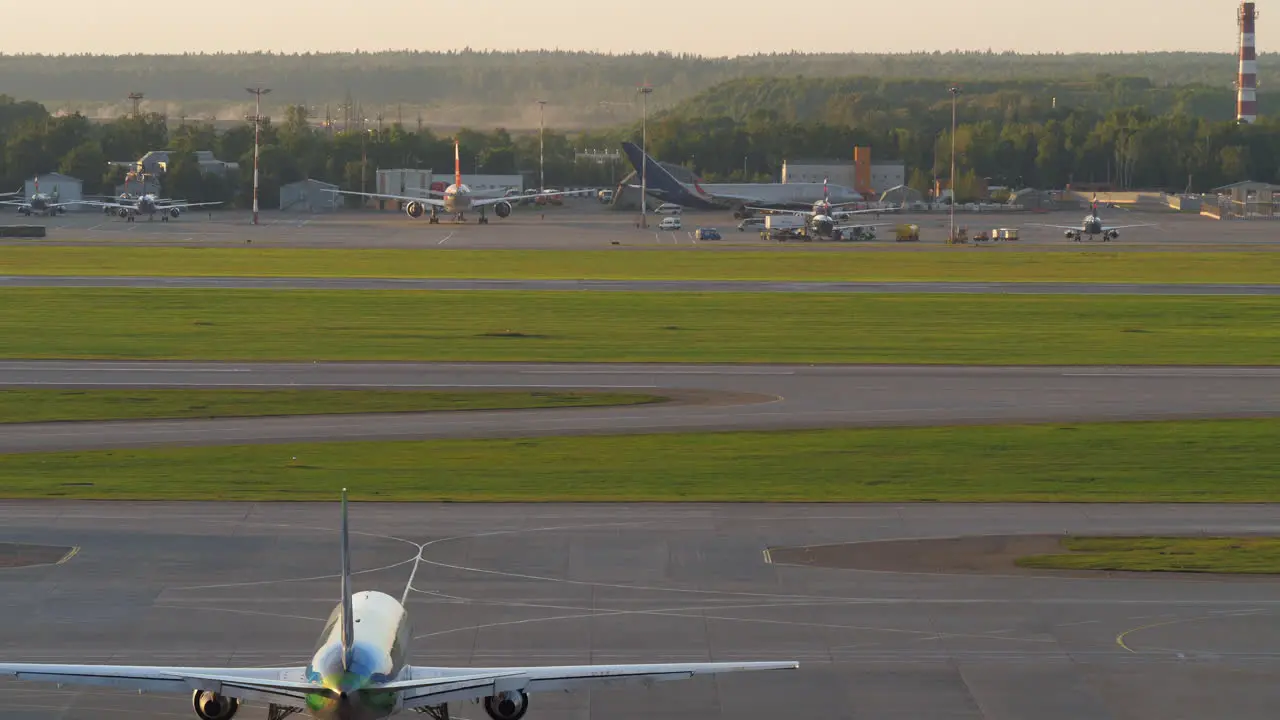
[91,192,224,222]
[1030,196,1154,242]
[0,177,83,216]
[327,141,573,224]
[0,491,797,720]
[749,179,898,231]
[620,142,864,217]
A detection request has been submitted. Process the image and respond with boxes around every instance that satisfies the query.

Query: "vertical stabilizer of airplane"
[454,140,462,189]
[340,488,355,671]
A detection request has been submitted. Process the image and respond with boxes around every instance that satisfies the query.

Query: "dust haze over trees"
[2,72,1278,209]
[2,50,1271,129]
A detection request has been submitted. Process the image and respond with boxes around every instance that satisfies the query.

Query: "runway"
[4,275,1280,295]
[2,501,1279,720]
[2,361,1279,451]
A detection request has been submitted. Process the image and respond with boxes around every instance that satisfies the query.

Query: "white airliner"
[0,177,86,216]
[327,141,573,224]
[1029,196,1154,242]
[0,491,797,720]
[89,192,224,222]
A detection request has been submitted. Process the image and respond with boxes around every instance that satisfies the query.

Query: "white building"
[25,173,84,210]
[783,158,906,196]
[376,169,434,197]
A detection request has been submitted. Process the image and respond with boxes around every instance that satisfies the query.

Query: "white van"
[654,203,683,215]
[658,216,682,231]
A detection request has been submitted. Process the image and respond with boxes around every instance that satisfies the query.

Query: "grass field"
[3,419,1278,501]
[4,247,1280,284]
[0,389,661,424]
[1016,537,1280,574]
[1,289,1277,364]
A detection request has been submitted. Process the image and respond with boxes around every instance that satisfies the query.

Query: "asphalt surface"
[5,275,1280,295]
[2,501,1280,720]
[2,361,1279,452]
[9,205,1280,249]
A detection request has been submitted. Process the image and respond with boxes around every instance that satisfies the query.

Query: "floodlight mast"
[638,84,653,227]
[245,87,272,226]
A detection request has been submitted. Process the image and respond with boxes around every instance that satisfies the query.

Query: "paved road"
[2,501,1279,720]
[2,361,1278,451]
[5,275,1280,294]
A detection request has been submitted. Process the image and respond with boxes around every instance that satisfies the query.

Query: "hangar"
[24,172,84,210]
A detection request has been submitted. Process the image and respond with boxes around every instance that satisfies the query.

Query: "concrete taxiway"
[8,205,1280,249]
[2,501,1280,720]
[4,276,1280,295]
[2,361,1279,452]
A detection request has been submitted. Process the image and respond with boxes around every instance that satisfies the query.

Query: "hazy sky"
[5,0,1265,56]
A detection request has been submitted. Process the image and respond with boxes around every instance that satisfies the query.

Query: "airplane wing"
[471,189,580,208]
[743,206,810,216]
[324,189,446,207]
[1103,224,1156,231]
[0,663,315,707]
[399,661,798,709]
[0,201,27,208]
[832,221,895,231]
[1026,223,1087,231]
[153,201,225,210]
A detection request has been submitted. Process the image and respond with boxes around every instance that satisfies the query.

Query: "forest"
[1,81,1277,208]
[3,50,1271,129]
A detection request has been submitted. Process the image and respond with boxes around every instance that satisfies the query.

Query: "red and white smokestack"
[1238,1,1259,124]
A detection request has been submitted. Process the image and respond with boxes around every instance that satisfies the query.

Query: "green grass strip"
[1,289,1277,364]
[0,389,662,424]
[4,247,1280,284]
[5,419,1279,501]
[1017,537,1280,574]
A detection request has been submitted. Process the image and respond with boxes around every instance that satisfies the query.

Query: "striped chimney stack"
[1238,1,1259,123]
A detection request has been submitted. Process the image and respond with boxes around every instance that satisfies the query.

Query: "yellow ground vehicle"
[894,224,920,242]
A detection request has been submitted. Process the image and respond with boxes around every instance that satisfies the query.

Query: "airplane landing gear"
[267,704,303,720]
[416,703,450,720]
[479,209,489,225]
[429,210,440,224]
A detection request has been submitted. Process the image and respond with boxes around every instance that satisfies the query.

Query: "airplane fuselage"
[1082,215,1103,235]
[307,591,410,720]
[442,185,473,215]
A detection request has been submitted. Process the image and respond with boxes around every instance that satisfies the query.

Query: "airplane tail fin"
[340,489,355,671]
[454,140,462,189]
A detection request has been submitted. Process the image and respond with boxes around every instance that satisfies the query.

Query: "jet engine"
[493,201,512,219]
[191,690,239,720]
[1064,230,1079,241]
[405,201,426,219]
[169,207,182,218]
[1104,230,1119,241]
[483,690,529,720]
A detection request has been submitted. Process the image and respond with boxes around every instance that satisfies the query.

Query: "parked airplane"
[0,177,83,216]
[0,491,797,720]
[327,141,572,223]
[749,179,897,227]
[620,142,863,216]
[91,192,224,222]
[1030,196,1154,242]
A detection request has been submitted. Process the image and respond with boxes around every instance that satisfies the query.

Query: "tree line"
[2,50,1269,130]
[2,91,1277,208]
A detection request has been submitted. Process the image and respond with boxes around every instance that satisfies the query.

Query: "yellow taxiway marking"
[56,546,80,565]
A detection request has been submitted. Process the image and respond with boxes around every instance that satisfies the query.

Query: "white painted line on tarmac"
[437,232,455,245]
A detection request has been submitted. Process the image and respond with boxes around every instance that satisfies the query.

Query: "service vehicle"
[658,216,682,230]
[694,227,721,240]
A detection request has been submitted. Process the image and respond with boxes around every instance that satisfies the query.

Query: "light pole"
[948,85,961,241]
[245,86,271,225]
[537,100,547,192]
[360,120,372,200]
[638,83,653,227]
